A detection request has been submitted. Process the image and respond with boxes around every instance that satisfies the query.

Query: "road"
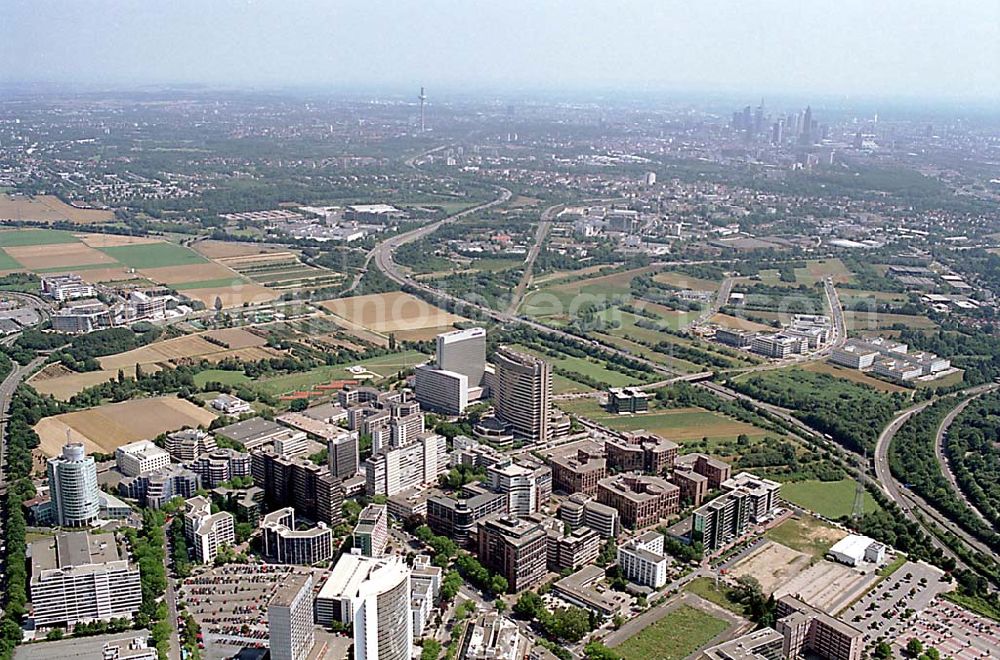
[873,388,1000,568]
[695,276,734,325]
[934,385,998,526]
[504,203,560,317]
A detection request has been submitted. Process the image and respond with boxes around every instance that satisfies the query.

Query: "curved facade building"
[47,442,100,527]
[353,559,412,660]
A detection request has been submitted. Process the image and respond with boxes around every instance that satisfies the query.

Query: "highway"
[873,387,1000,569]
[934,385,998,527]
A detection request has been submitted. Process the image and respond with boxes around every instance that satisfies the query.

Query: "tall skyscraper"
[436,327,486,386]
[353,558,413,660]
[492,346,552,443]
[47,442,100,527]
[328,430,360,480]
[268,573,315,660]
[800,106,813,145]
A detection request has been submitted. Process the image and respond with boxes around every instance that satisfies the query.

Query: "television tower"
[418,86,427,132]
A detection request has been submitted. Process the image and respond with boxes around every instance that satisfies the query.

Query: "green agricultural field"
[173,277,250,291]
[0,228,79,247]
[557,397,768,444]
[521,266,652,317]
[653,271,720,291]
[0,250,24,270]
[780,479,881,519]
[193,369,252,388]
[615,605,728,660]
[99,241,207,268]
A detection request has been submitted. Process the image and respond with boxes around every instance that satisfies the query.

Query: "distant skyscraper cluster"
[731,100,825,147]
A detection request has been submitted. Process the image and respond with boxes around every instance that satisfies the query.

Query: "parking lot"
[899,599,1000,658]
[179,563,322,658]
[841,560,949,643]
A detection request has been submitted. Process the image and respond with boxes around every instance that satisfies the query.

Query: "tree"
[289,398,309,412]
[494,598,507,614]
[544,606,591,642]
[873,641,893,659]
[489,574,509,595]
[420,639,441,660]
[584,642,621,660]
[906,638,924,658]
[513,591,544,619]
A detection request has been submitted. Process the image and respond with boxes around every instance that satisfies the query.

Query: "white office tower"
[492,346,552,442]
[353,558,413,660]
[48,442,101,527]
[414,364,468,415]
[437,327,486,386]
[115,440,170,478]
[268,573,315,660]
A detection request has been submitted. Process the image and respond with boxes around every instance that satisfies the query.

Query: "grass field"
[780,479,881,519]
[0,228,79,247]
[653,271,720,291]
[843,310,937,331]
[33,396,217,456]
[684,578,744,614]
[253,350,428,396]
[193,369,252,388]
[557,397,768,444]
[802,360,908,393]
[614,605,728,660]
[513,344,653,388]
[0,250,23,270]
[100,241,208,268]
[521,265,653,317]
[765,514,846,559]
[172,277,249,291]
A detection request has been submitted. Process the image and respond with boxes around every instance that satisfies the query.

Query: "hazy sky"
[3,0,998,101]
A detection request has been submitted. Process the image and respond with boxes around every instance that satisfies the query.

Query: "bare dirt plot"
[202,328,266,349]
[181,284,280,308]
[321,291,467,334]
[5,242,119,270]
[710,313,774,333]
[34,396,217,456]
[57,267,141,283]
[0,195,114,224]
[393,325,460,342]
[193,240,293,259]
[730,541,812,595]
[77,233,164,248]
[98,334,223,371]
[139,262,240,284]
[199,346,282,363]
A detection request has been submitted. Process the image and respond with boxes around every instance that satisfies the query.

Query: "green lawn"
[0,228,79,247]
[615,605,728,660]
[173,277,249,291]
[556,397,769,444]
[513,344,653,388]
[0,249,24,270]
[684,577,744,614]
[99,242,207,268]
[193,369,251,388]
[253,350,427,396]
[780,479,881,519]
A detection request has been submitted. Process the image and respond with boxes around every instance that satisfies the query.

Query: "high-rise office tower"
[47,442,100,527]
[800,106,813,145]
[352,558,413,660]
[328,430,360,480]
[436,327,486,386]
[268,573,315,660]
[492,346,551,443]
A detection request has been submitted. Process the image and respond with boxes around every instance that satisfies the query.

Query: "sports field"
[34,396,217,456]
[557,397,768,443]
[321,291,467,335]
[614,605,728,660]
[780,479,882,519]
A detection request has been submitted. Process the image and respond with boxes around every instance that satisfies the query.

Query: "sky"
[2,0,998,102]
